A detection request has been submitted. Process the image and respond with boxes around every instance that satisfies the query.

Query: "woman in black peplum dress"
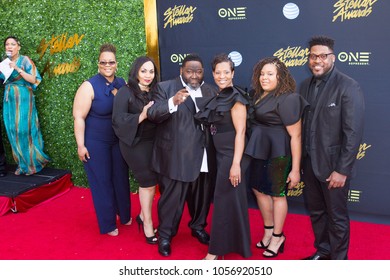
[112,56,159,244]
[196,53,251,260]
[245,57,308,258]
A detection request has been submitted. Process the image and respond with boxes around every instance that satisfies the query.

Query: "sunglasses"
[98,61,116,66]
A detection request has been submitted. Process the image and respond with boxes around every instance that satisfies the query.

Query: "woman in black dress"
[196,53,251,260]
[112,56,159,244]
[245,57,308,257]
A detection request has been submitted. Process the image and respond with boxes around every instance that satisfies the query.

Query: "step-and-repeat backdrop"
[151,0,389,224]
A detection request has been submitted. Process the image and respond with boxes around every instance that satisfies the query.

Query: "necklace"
[138,83,150,92]
[260,92,269,100]
[12,55,20,62]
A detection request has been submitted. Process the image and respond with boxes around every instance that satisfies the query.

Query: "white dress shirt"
[168,76,208,172]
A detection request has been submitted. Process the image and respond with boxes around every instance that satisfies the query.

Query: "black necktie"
[313,79,322,102]
[184,95,196,114]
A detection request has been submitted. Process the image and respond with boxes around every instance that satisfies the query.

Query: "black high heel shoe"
[263,232,285,258]
[136,215,158,245]
[256,225,274,249]
[135,215,143,232]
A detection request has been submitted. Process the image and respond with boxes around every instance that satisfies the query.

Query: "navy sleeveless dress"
[83,74,131,234]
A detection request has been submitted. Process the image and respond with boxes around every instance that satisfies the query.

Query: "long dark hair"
[127,56,159,103]
[251,57,296,103]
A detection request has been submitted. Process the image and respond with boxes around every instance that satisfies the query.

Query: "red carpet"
[0,186,389,260]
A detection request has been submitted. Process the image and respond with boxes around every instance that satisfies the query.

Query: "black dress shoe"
[158,238,171,257]
[0,170,6,177]
[191,229,210,245]
[302,253,330,260]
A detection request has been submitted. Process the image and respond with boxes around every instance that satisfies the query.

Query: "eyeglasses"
[308,53,334,61]
[98,61,116,66]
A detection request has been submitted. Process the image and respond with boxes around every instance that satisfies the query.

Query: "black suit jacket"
[300,67,365,181]
[147,77,217,182]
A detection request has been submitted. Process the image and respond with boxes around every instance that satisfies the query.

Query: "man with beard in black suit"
[148,53,217,257]
[300,36,365,260]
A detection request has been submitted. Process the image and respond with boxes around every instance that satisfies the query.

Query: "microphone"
[3,51,11,60]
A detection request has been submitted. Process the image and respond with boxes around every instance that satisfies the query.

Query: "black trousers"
[0,124,6,172]
[302,156,350,260]
[157,172,212,240]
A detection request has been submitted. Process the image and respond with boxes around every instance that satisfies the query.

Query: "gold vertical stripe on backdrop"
[144,0,160,71]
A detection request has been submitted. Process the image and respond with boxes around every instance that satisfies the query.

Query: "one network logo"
[348,189,362,203]
[170,53,189,65]
[338,51,371,66]
[218,7,247,20]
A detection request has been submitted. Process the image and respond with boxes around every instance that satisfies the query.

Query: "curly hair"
[99,43,116,56]
[251,57,296,103]
[309,35,335,51]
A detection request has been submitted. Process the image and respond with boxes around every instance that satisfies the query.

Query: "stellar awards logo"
[333,0,378,22]
[163,5,197,29]
[356,143,372,160]
[273,46,309,67]
[287,182,304,197]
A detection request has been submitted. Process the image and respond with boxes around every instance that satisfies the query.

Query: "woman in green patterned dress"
[0,36,49,175]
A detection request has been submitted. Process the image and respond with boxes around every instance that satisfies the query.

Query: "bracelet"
[18,70,22,74]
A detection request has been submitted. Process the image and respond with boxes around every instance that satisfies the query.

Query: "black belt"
[210,123,234,135]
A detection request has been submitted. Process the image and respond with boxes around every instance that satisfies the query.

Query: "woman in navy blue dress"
[73,44,131,236]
